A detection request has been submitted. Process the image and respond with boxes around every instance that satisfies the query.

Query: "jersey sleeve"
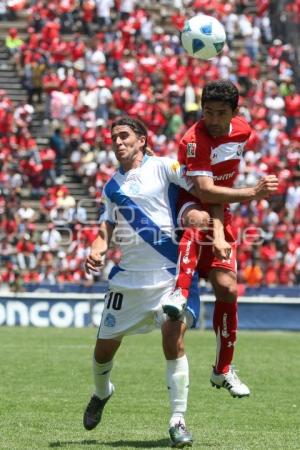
[180,135,213,178]
[161,157,193,191]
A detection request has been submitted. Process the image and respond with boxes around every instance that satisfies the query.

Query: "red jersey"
[178,116,252,187]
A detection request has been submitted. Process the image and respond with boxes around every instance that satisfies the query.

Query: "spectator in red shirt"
[285,89,300,134]
[16,234,36,270]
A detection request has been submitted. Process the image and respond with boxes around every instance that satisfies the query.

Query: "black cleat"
[169,422,193,448]
[83,389,114,430]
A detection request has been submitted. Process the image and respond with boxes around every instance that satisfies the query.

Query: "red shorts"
[177,189,237,278]
[196,224,237,278]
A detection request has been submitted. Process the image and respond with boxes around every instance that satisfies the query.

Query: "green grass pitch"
[0,327,299,450]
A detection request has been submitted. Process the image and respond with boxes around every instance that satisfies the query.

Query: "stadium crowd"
[0,0,299,291]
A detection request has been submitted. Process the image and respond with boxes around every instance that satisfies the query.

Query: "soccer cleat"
[162,289,187,319]
[210,366,250,398]
[169,421,193,448]
[83,388,114,430]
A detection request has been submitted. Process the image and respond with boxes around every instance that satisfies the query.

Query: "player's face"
[202,101,238,137]
[111,125,146,169]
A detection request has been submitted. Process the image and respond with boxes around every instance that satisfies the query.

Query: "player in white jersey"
[82,117,226,448]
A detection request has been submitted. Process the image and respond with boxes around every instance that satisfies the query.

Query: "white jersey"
[101,155,193,286]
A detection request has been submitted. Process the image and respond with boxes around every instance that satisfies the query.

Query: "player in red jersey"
[162,80,278,398]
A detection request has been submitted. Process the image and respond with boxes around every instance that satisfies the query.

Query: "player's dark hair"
[201,80,239,111]
[111,116,148,152]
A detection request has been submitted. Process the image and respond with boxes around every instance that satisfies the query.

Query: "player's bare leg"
[83,338,121,430]
[162,320,193,448]
[209,269,250,398]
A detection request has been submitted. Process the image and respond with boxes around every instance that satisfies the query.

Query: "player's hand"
[212,238,232,261]
[254,175,279,199]
[85,249,106,274]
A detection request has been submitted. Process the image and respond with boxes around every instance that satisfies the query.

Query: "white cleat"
[162,289,187,319]
[210,366,250,398]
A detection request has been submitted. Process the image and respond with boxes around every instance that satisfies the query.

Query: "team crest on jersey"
[187,142,196,157]
[127,173,139,182]
[104,313,116,327]
[125,173,141,195]
[128,182,140,195]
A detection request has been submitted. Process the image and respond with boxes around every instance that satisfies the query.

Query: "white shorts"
[97,279,193,340]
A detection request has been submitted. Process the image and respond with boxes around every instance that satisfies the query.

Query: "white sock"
[166,354,189,427]
[93,358,114,400]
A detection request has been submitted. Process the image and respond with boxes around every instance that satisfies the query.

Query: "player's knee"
[183,209,210,229]
[215,282,238,302]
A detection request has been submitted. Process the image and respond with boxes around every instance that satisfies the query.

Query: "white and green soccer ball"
[181,14,226,60]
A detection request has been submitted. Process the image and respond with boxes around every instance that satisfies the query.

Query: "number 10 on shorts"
[106,291,123,311]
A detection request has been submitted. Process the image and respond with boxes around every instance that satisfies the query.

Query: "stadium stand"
[0,0,299,294]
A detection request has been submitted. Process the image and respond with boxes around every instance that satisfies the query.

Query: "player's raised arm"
[85,222,114,274]
[192,174,279,204]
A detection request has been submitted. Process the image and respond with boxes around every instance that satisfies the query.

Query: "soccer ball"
[181,14,226,60]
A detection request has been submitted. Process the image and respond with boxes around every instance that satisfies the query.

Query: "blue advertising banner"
[0,294,105,327]
[0,293,300,330]
[201,296,300,331]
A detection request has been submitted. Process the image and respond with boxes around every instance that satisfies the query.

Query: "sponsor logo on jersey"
[236,144,243,156]
[187,142,196,157]
[171,161,180,172]
[213,171,235,182]
[104,313,116,327]
[210,142,245,164]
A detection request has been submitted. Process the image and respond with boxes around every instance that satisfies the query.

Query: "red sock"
[175,227,205,298]
[213,301,238,374]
